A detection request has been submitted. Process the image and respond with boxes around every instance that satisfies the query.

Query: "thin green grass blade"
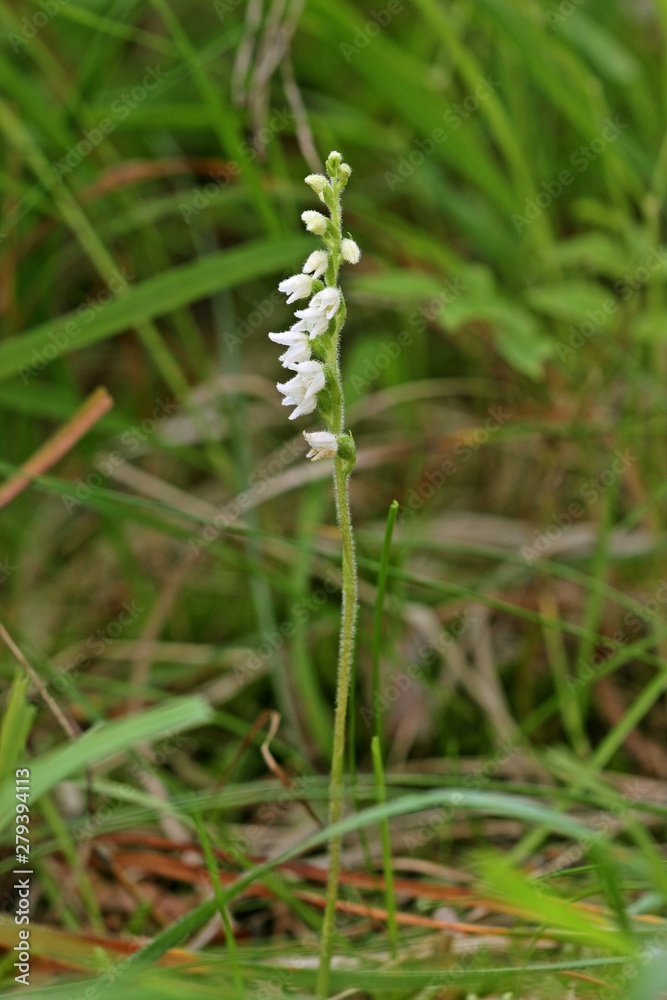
[0,672,35,783]
[370,499,399,748]
[370,734,399,958]
[0,696,212,835]
[0,236,310,380]
[123,787,613,969]
[194,814,243,993]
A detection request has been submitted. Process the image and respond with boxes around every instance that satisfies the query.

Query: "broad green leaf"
[525,281,614,323]
[492,306,554,378]
[545,233,630,277]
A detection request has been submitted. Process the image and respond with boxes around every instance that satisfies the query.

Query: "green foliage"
[1,0,667,996]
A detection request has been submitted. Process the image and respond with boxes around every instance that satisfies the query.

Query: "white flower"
[267,321,309,347]
[268,323,311,369]
[276,360,326,420]
[277,273,313,304]
[309,287,341,319]
[279,341,311,368]
[301,210,328,235]
[294,306,330,338]
[341,238,360,264]
[304,430,338,461]
[302,250,328,279]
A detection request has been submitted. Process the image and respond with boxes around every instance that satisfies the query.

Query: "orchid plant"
[269,150,360,995]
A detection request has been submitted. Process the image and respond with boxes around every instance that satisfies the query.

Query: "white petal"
[303,368,326,398]
[268,327,308,346]
[289,395,318,419]
[279,342,311,368]
[276,373,304,399]
[302,250,328,278]
[295,360,324,377]
[294,308,330,337]
[309,287,341,319]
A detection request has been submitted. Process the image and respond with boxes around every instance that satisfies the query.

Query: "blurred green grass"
[2,0,667,995]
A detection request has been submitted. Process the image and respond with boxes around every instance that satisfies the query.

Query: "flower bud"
[305,174,329,200]
[303,430,339,461]
[337,162,352,184]
[325,150,342,176]
[302,250,328,279]
[341,238,360,264]
[301,210,328,235]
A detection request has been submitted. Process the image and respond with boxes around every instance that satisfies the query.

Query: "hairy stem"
[317,455,358,997]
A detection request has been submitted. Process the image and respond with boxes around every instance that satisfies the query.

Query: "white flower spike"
[268,151,359,443]
[301,210,328,235]
[302,250,328,279]
[304,431,339,461]
[278,273,313,304]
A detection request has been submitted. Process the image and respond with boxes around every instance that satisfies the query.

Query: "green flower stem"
[317,451,358,997]
[317,171,359,998]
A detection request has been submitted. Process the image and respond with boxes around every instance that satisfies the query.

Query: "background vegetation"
[2,0,667,996]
